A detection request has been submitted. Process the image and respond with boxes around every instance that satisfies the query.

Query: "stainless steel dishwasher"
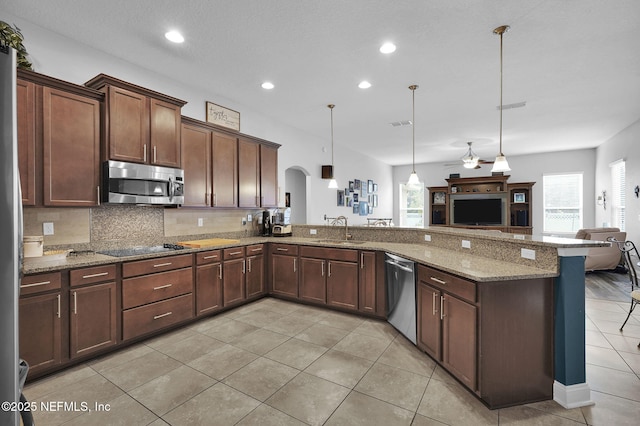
[385,253,416,344]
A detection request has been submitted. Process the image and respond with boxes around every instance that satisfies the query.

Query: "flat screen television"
[452,198,503,226]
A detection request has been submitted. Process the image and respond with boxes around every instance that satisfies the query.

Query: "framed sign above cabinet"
[206,101,240,131]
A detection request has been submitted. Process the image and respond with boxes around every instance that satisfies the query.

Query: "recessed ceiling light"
[165,30,184,43]
[379,42,396,54]
[358,81,372,89]
[261,82,275,90]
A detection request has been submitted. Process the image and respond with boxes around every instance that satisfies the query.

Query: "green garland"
[0,21,33,70]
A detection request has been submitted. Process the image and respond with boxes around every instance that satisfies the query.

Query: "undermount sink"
[315,239,367,245]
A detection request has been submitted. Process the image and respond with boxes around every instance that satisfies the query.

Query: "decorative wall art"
[206,101,240,131]
[337,178,379,216]
[337,190,345,206]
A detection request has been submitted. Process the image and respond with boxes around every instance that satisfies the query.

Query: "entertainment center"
[428,175,535,234]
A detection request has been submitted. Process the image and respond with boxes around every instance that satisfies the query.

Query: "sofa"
[575,227,626,271]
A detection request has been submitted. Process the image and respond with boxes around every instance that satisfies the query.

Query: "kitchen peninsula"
[20,225,604,409]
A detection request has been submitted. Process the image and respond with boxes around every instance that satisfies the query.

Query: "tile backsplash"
[24,206,266,250]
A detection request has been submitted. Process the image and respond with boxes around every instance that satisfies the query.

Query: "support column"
[553,248,594,409]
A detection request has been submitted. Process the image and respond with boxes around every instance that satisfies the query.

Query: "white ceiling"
[5,0,640,166]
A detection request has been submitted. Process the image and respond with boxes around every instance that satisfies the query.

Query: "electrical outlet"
[247,214,252,222]
[424,234,431,242]
[43,222,54,235]
[197,218,203,227]
[462,240,471,249]
[310,229,317,235]
[521,248,536,260]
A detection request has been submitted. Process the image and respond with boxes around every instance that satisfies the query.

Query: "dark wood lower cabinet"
[123,294,193,341]
[223,258,246,306]
[196,262,223,315]
[19,292,62,373]
[271,253,299,298]
[246,254,265,299]
[70,282,117,359]
[326,260,359,310]
[358,251,377,314]
[300,257,327,304]
[417,283,441,360]
[441,294,477,390]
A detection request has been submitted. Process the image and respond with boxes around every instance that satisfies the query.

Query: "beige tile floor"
[24,292,640,425]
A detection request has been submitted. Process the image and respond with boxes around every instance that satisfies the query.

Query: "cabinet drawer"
[70,264,116,287]
[123,267,193,309]
[301,246,358,262]
[196,250,221,265]
[418,265,476,303]
[246,244,264,256]
[223,247,245,260]
[122,293,193,340]
[271,243,298,255]
[21,272,62,296]
[123,254,192,278]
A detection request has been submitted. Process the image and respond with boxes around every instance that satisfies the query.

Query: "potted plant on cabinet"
[0,21,33,70]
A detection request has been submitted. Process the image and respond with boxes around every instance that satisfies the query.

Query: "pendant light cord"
[409,85,418,173]
[499,29,504,156]
[328,104,335,167]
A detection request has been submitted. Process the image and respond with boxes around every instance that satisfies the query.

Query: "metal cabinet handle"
[440,296,445,320]
[203,255,218,260]
[153,262,172,268]
[153,146,157,163]
[21,280,51,288]
[57,294,61,319]
[73,291,77,315]
[430,276,447,285]
[153,312,172,320]
[432,292,437,316]
[242,259,246,274]
[251,248,262,252]
[276,248,289,252]
[229,251,242,256]
[321,261,325,277]
[153,284,172,290]
[143,144,147,162]
[360,252,364,269]
[293,258,297,272]
[218,264,223,280]
[97,186,100,206]
[82,272,108,279]
[213,193,217,207]
[328,261,332,277]
[248,258,252,273]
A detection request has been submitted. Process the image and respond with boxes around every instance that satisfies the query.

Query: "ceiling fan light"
[463,158,479,169]
[491,155,511,172]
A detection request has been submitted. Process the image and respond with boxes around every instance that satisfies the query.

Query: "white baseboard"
[553,381,594,409]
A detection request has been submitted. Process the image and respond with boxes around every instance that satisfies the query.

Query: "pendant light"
[407,85,420,186]
[327,104,339,189]
[461,142,480,169]
[491,25,511,173]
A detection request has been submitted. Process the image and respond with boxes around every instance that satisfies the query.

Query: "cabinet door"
[43,87,100,206]
[70,282,117,359]
[211,131,238,207]
[19,292,62,373]
[326,260,358,311]
[300,258,326,304]
[238,138,260,208]
[442,295,477,390]
[196,263,223,315]
[358,251,377,314]
[260,144,278,207]
[417,283,441,359]
[17,78,37,205]
[271,254,298,298]
[181,122,212,207]
[246,254,265,298]
[107,86,148,163]
[150,98,181,167]
[223,258,246,306]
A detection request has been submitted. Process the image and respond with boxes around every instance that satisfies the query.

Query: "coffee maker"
[261,210,271,236]
[272,208,292,237]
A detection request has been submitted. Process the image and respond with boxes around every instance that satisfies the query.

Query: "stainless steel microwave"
[103,161,184,205]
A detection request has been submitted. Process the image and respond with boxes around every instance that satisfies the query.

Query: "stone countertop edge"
[22,236,561,282]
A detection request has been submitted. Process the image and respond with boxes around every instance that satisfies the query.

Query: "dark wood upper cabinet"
[85,74,186,168]
[260,144,278,207]
[212,131,238,207]
[181,120,212,207]
[238,137,260,208]
[17,78,37,206]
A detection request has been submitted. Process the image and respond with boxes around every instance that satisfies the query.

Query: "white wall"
[393,148,597,235]
[9,13,393,226]
[595,118,640,243]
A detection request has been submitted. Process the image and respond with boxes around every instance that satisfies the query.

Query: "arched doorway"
[285,166,309,224]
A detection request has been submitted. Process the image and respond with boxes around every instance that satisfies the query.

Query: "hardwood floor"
[585,269,632,302]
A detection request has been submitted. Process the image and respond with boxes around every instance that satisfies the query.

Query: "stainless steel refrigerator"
[0,45,22,426]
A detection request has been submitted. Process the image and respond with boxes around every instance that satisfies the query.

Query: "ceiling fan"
[445,142,495,169]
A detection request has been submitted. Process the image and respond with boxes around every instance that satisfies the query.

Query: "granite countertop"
[22,236,561,282]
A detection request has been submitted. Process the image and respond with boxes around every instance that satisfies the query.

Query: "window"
[543,173,583,233]
[611,160,625,231]
[399,183,424,227]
